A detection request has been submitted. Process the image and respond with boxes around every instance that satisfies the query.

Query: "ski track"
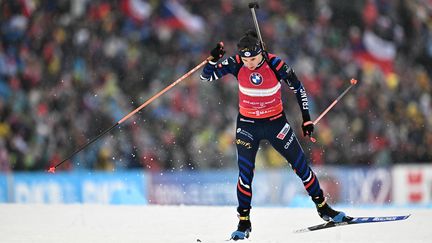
[0,204,430,243]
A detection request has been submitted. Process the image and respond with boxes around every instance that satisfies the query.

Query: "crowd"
[0,0,431,172]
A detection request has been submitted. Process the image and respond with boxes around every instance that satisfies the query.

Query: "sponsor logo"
[276,123,290,140]
[250,73,263,86]
[373,217,397,221]
[236,139,252,149]
[244,51,251,57]
[240,118,255,123]
[237,128,254,140]
[284,133,295,149]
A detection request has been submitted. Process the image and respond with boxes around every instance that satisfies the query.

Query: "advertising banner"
[10,171,147,204]
[393,164,432,205]
[303,167,392,205]
[0,166,405,206]
[149,171,238,205]
[0,173,7,203]
[149,170,315,206]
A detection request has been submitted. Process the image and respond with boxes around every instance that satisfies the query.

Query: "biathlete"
[200,30,350,240]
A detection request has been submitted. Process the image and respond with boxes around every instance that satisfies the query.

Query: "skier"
[200,30,350,240]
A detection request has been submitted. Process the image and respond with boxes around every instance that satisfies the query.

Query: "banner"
[1,166,429,206]
[149,171,237,205]
[308,167,392,206]
[0,174,7,202]
[9,171,147,204]
[393,164,432,205]
[147,168,392,206]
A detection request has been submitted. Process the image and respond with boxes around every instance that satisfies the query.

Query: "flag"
[157,0,204,33]
[20,0,36,17]
[121,0,152,23]
[353,30,396,75]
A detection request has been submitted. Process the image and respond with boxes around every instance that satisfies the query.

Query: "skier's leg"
[268,119,322,197]
[231,117,260,240]
[268,118,349,222]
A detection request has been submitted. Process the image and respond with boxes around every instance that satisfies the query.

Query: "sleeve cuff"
[302,113,311,122]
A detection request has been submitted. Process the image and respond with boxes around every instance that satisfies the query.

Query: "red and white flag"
[121,0,152,23]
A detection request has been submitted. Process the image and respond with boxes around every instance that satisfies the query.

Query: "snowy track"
[0,204,430,243]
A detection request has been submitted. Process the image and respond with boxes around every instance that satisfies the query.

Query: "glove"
[210,42,225,62]
[302,120,314,137]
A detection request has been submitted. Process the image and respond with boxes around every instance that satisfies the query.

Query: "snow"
[0,204,430,243]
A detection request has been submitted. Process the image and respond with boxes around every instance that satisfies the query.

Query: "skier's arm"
[200,56,242,82]
[270,57,310,121]
[200,42,241,82]
[270,56,314,136]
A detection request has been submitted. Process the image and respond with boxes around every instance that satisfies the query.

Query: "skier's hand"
[302,120,314,137]
[210,42,225,62]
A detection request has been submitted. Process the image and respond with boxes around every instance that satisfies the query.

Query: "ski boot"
[312,195,351,223]
[230,208,252,241]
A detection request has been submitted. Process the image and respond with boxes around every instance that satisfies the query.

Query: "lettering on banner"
[348,169,392,204]
[150,183,235,205]
[14,182,63,203]
[82,180,126,204]
[407,171,423,202]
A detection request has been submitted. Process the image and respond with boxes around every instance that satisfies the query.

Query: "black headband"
[239,46,262,57]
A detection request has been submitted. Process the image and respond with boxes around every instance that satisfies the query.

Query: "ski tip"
[293,228,310,234]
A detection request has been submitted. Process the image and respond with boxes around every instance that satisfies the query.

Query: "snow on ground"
[0,204,430,243]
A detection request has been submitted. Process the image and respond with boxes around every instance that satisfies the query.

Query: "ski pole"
[249,1,271,62]
[308,78,358,143]
[48,56,213,173]
[248,2,265,50]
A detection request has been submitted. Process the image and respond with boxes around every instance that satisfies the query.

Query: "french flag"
[121,0,152,23]
[158,0,204,33]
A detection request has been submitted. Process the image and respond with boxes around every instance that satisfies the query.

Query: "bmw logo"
[250,73,263,85]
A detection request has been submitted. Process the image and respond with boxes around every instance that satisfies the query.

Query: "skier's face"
[241,54,263,70]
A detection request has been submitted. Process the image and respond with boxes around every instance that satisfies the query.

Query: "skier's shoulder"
[267,53,286,71]
[218,55,243,72]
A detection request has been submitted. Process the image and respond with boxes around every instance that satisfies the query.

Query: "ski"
[294,214,410,233]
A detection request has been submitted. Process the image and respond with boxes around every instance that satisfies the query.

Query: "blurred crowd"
[0,0,431,172]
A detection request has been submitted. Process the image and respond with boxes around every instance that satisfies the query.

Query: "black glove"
[302,120,314,137]
[210,42,225,62]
